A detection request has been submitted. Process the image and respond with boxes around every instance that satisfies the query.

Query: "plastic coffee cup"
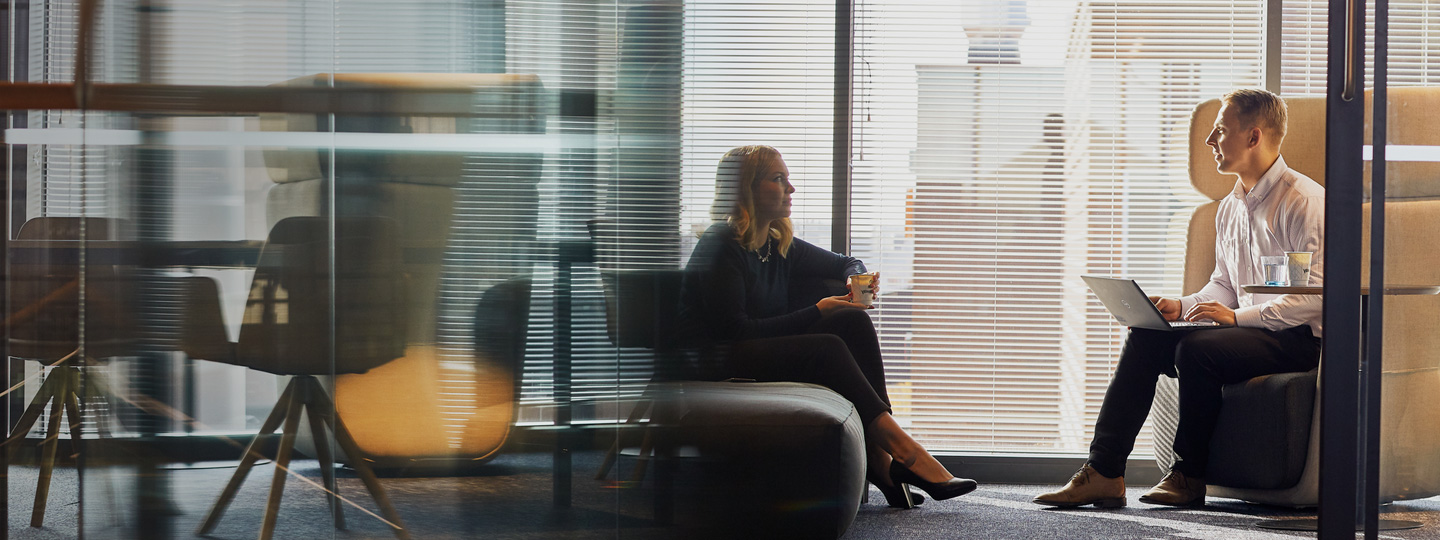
[1286,251,1313,286]
[849,272,878,307]
[1261,255,1289,286]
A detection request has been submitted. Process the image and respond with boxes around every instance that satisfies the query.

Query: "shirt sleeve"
[1233,193,1325,330]
[1181,206,1240,313]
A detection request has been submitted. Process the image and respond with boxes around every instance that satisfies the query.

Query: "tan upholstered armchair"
[259,73,544,468]
[1152,88,1440,506]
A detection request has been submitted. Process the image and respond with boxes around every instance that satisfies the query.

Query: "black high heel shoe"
[890,461,978,502]
[868,471,925,508]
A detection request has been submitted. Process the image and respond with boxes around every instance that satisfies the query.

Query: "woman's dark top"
[679,222,865,346]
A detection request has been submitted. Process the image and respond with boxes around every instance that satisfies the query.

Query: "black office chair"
[592,268,689,483]
[3,217,131,528]
[180,217,410,540]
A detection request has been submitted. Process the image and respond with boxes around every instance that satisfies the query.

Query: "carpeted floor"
[8,450,1438,539]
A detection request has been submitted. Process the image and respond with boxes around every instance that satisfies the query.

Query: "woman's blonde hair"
[711,145,794,256]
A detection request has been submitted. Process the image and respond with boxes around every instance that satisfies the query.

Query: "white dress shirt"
[1180,155,1326,338]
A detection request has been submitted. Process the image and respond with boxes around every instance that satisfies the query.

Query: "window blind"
[680,0,836,254]
[13,0,684,438]
[851,0,1262,454]
[1282,0,1440,95]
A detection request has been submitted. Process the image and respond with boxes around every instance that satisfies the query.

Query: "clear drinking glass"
[1261,255,1290,286]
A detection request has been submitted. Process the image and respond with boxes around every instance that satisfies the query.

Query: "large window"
[12,0,1440,461]
[680,0,837,252]
[845,0,1264,455]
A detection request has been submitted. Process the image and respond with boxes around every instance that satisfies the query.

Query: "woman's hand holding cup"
[847,272,879,308]
[818,295,869,316]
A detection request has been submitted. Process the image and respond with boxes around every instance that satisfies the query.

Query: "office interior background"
[2,0,1438,538]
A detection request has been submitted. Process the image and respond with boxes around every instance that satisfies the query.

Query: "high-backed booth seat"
[1152,88,1440,506]
[259,73,543,468]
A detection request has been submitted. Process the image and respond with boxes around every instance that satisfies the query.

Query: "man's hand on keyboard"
[1183,301,1235,326]
[1149,296,1182,322]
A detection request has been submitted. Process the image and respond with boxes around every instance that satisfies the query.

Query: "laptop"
[1081,275,1224,331]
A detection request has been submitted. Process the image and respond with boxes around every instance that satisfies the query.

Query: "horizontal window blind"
[15,0,681,442]
[1283,0,1440,96]
[852,0,1261,454]
[680,0,836,255]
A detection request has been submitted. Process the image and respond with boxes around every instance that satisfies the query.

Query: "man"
[1034,89,1325,508]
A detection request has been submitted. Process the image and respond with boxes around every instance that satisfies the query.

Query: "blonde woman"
[678,145,976,508]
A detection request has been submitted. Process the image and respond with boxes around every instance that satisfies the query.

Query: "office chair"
[180,217,410,540]
[3,216,130,528]
[592,269,688,483]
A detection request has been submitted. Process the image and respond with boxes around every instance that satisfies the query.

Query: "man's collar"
[1231,155,1287,202]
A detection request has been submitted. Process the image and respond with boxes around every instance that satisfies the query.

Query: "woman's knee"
[810,333,852,357]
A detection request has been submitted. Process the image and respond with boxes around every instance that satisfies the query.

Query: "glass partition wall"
[5,0,1440,538]
[3,0,681,537]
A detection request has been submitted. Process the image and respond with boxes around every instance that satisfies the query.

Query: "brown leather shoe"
[1138,470,1206,507]
[1032,464,1126,508]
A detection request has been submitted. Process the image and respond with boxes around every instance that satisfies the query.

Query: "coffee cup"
[1286,251,1313,286]
[849,272,878,307]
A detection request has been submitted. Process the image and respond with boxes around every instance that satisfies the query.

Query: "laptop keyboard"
[1169,320,1221,328]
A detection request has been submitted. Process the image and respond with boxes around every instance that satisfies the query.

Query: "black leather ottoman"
[1153,369,1317,491]
[655,381,866,539]
[1206,369,1317,489]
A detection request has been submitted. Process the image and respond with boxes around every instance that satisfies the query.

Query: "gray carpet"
[7,451,1438,539]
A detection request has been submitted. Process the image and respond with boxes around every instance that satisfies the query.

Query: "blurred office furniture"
[181,217,410,540]
[1152,89,1440,506]
[260,73,543,468]
[592,268,687,483]
[662,381,865,539]
[3,217,130,528]
[585,256,863,536]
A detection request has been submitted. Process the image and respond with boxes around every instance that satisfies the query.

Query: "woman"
[679,145,976,508]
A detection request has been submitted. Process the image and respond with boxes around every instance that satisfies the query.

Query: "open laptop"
[1081,275,1224,331]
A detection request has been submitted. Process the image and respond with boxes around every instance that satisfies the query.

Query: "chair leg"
[630,427,657,484]
[2,371,60,447]
[63,369,85,459]
[303,382,345,530]
[259,387,305,540]
[596,398,652,481]
[311,382,410,540]
[31,381,65,528]
[196,379,298,535]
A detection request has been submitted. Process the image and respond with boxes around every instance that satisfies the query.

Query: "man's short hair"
[1221,88,1288,144]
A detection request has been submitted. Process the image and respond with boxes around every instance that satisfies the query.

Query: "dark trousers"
[1088,325,1322,479]
[723,308,892,424]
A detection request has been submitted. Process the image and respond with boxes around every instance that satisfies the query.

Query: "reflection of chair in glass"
[3,216,130,528]
[261,73,543,468]
[180,217,410,540]
[592,269,687,483]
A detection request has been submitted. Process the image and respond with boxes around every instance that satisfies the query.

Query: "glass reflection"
[5,0,690,538]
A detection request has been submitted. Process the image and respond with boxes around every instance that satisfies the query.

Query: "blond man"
[1035,89,1325,508]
